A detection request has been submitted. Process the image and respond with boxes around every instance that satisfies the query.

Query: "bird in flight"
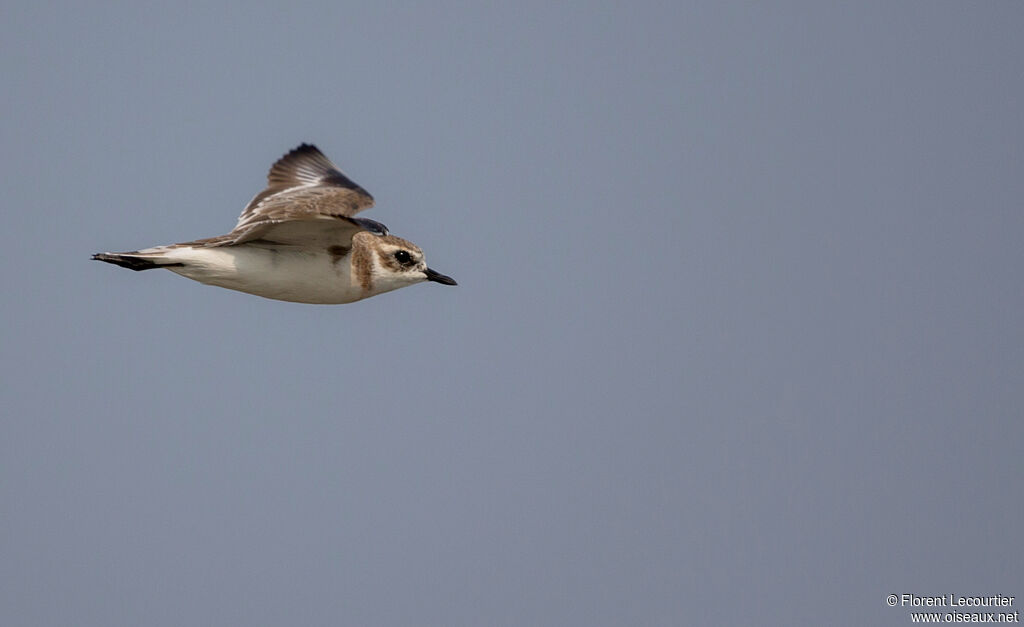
[93,143,456,304]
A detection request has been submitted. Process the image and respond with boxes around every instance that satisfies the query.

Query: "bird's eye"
[394,250,412,265]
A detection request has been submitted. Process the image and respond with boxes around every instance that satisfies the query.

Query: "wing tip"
[267,143,370,196]
[346,216,389,236]
[288,142,321,156]
[267,143,331,185]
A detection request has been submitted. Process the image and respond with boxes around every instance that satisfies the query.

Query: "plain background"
[2,2,1022,625]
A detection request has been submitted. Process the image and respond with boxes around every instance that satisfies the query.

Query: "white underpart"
[150,245,368,304]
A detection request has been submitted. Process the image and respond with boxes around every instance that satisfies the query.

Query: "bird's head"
[355,232,456,296]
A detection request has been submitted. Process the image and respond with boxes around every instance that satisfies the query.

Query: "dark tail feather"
[91,252,182,271]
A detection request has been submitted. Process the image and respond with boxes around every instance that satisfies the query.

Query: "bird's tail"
[91,251,183,271]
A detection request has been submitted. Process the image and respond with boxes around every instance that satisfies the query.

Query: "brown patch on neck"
[327,245,350,264]
[351,241,372,291]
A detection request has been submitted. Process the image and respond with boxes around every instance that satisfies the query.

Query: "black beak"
[425,267,457,286]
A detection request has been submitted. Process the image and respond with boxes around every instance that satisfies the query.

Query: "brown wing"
[213,144,377,247]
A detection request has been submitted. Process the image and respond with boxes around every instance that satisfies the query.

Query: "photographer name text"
[895,594,1015,608]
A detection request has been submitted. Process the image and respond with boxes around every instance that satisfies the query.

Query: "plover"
[93,143,456,304]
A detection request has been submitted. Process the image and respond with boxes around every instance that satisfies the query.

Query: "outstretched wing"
[212,144,380,247]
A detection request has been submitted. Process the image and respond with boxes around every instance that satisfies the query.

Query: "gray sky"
[2,2,1022,625]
